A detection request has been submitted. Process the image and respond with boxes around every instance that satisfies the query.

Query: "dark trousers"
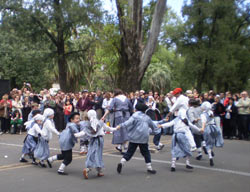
[238,115,249,139]
[153,132,162,146]
[57,149,72,166]
[123,142,151,163]
[0,117,10,133]
[193,134,202,148]
[224,118,237,138]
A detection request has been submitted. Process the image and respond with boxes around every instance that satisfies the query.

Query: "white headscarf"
[87,110,99,132]
[43,108,54,118]
[201,101,213,116]
[33,114,45,122]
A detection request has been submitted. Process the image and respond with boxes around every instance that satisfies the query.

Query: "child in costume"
[116,103,158,175]
[77,110,118,179]
[47,112,83,175]
[34,108,60,168]
[159,109,201,172]
[200,102,224,166]
[20,114,44,165]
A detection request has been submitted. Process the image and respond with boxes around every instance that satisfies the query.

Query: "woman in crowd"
[0,94,12,134]
[224,98,238,139]
[102,89,133,154]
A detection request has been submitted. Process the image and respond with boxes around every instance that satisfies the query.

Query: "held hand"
[158,124,162,128]
[200,128,204,134]
[101,116,105,121]
[166,112,172,118]
[116,125,121,130]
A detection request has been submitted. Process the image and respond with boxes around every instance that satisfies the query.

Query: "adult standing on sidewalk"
[236,91,250,140]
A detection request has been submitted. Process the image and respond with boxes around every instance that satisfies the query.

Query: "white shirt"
[42,119,60,141]
[102,98,113,111]
[170,95,189,113]
[165,97,175,109]
[12,100,23,112]
[201,113,215,125]
[28,123,43,137]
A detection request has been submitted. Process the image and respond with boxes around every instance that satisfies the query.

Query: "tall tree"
[176,0,250,92]
[115,0,167,91]
[1,0,103,92]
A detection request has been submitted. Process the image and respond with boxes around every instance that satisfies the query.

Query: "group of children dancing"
[19,88,224,179]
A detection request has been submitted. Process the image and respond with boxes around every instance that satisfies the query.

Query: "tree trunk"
[116,0,167,92]
[57,43,68,92]
[54,0,68,92]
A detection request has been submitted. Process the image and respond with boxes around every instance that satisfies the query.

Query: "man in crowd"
[236,91,250,140]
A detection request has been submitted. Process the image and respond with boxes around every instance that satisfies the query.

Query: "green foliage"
[0,25,53,92]
[142,45,184,93]
[0,0,249,93]
[175,0,250,92]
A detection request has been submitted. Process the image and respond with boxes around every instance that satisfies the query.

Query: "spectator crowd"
[0,83,249,140]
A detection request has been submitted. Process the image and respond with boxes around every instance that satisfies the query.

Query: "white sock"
[120,158,126,165]
[48,155,57,162]
[186,157,191,166]
[123,143,128,150]
[159,143,163,147]
[208,150,212,159]
[202,141,206,147]
[171,158,176,168]
[146,163,153,170]
[21,154,25,158]
[58,163,66,172]
[117,145,122,150]
[197,148,202,155]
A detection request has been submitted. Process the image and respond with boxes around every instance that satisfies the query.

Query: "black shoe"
[209,159,214,166]
[147,169,157,174]
[20,158,28,163]
[115,147,122,153]
[39,162,47,168]
[117,163,122,174]
[47,160,52,168]
[58,171,68,175]
[203,146,208,154]
[196,154,202,160]
[186,165,193,169]
[171,167,176,172]
[211,151,215,157]
[176,157,179,161]
[32,161,38,165]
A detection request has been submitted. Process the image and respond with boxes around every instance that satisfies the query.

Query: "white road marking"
[0,142,80,153]
[1,142,250,177]
[104,153,250,177]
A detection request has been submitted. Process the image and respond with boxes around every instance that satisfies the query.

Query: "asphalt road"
[0,134,249,192]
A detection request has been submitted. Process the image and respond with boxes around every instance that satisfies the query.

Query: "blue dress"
[108,96,132,144]
[171,132,192,158]
[80,121,109,168]
[34,137,50,160]
[203,113,224,150]
[22,135,38,154]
